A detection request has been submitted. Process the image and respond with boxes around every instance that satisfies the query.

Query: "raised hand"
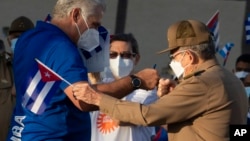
[72,83,101,106]
[135,68,160,90]
[157,78,176,97]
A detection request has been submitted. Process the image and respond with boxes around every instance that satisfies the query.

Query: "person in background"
[7,16,35,55]
[233,53,250,124]
[7,0,158,141]
[233,53,250,85]
[0,16,34,141]
[244,74,250,100]
[233,53,250,97]
[91,33,158,141]
[0,39,13,141]
[73,19,248,141]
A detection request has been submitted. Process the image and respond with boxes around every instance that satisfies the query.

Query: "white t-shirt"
[90,78,158,141]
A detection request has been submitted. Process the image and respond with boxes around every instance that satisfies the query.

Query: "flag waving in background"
[21,58,71,115]
[245,13,250,44]
[206,10,220,52]
[219,42,234,66]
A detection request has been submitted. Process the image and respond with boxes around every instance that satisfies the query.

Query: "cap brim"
[156,48,172,54]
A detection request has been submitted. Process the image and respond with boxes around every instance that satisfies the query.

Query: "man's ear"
[134,54,140,65]
[187,51,198,64]
[71,8,82,23]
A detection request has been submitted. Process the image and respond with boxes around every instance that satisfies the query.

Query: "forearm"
[94,76,134,99]
[99,94,149,126]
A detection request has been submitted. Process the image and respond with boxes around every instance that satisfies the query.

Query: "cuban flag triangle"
[206,10,220,52]
[21,58,69,115]
[245,13,250,44]
[219,42,234,66]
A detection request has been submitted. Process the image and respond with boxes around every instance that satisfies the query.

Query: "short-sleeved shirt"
[7,21,90,141]
[91,78,158,141]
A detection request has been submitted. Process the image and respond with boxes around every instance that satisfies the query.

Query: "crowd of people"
[0,0,249,141]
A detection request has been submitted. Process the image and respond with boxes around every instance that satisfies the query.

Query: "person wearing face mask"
[0,16,33,141]
[6,1,159,141]
[243,69,250,125]
[72,19,248,141]
[233,54,250,125]
[233,54,250,95]
[7,16,34,54]
[233,54,250,82]
[90,33,159,141]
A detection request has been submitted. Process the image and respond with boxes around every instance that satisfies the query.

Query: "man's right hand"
[157,78,176,97]
[135,68,159,90]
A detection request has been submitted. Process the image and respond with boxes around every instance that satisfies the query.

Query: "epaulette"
[183,70,205,80]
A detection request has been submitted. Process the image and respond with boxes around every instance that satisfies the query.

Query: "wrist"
[130,74,142,90]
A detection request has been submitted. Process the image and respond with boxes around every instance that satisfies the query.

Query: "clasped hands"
[72,68,177,105]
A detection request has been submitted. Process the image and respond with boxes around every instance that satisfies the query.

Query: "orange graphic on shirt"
[97,113,118,134]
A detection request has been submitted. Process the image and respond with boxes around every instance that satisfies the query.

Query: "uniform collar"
[182,58,219,80]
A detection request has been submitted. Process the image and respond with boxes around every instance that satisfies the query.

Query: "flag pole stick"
[223,52,230,66]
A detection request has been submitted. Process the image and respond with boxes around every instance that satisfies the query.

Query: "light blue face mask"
[245,87,250,98]
[10,38,18,53]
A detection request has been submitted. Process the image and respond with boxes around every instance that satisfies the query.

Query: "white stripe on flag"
[214,22,219,35]
[247,35,250,40]
[246,25,250,31]
[22,71,41,107]
[222,47,228,54]
[31,81,55,114]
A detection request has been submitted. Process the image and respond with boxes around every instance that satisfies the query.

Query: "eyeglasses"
[169,50,186,60]
[110,51,136,59]
[236,68,250,73]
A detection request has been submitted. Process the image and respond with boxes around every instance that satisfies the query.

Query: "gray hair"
[52,0,106,19]
[179,40,216,60]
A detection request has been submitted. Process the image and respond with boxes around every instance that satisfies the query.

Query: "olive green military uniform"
[0,53,15,141]
[98,59,248,141]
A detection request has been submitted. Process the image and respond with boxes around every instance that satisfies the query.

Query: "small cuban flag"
[219,42,234,66]
[21,58,70,115]
[206,10,220,52]
[245,13,250,44]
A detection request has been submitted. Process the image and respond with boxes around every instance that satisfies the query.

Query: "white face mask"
[75,14,99,52]
[78,26,110,73]
[169,60,184,79]
[169,52,186,79]
[245,87,250,98]
[235,71,249,79]
[10,38,18,53]
[109,56,134,78]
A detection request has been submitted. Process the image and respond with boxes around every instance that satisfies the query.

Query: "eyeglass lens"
[110,52,135,59]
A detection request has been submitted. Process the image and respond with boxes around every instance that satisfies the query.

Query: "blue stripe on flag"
[246,13,250,43]
[219,43,234,59]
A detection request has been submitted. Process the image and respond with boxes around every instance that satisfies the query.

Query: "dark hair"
[236,54,250,65]
[110,33,139,54]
